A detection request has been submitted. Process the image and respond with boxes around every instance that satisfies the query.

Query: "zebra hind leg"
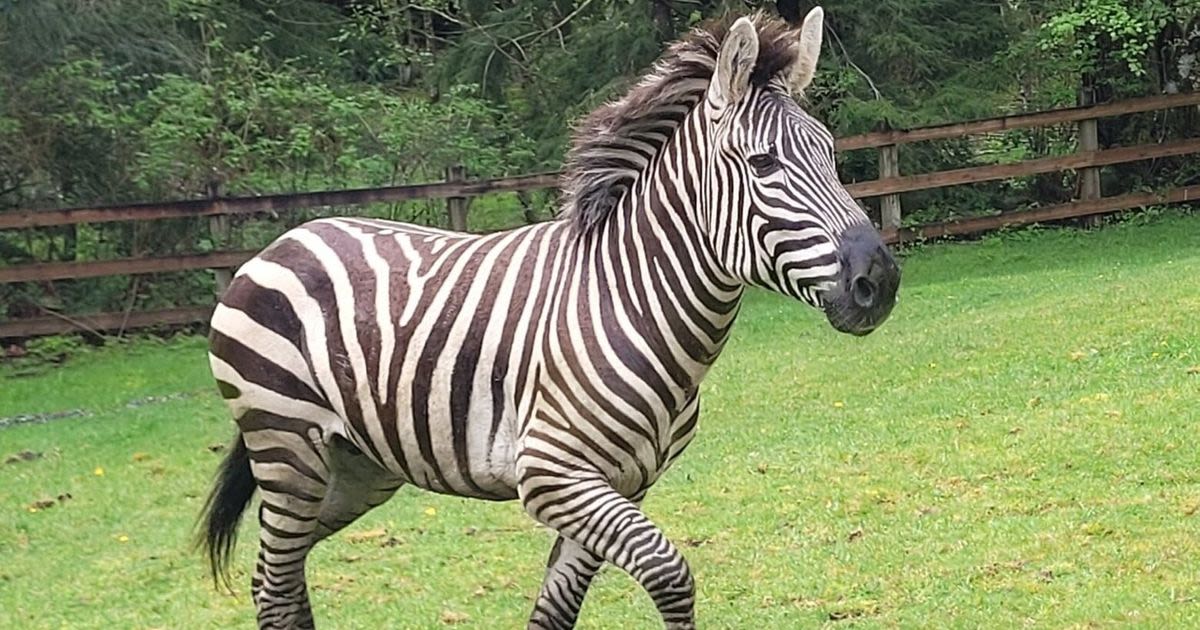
[520,475,695,629]
[242,411,330,630]
[248,423,403,629]
[313,433,405,541]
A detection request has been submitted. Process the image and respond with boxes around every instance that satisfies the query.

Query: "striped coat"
[200,9,899,630]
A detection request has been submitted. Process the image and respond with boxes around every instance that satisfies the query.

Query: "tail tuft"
[195,434,256,589]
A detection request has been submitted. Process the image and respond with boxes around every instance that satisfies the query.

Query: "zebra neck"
[573,113,744,396]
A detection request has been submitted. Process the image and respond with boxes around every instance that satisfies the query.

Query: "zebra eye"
[747,151,780,176]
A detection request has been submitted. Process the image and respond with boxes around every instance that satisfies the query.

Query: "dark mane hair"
[559,13,801,233]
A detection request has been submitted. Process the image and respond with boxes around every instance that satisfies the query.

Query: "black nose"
[851,273,876,309]
[824,224,900,335]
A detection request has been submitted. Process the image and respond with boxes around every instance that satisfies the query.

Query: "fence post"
[445,165,469,232]
[207,181,233,298]
[1078,80,1103,227]
[878,143,902,232]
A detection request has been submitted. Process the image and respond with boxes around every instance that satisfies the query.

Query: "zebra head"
[702,9,900,336]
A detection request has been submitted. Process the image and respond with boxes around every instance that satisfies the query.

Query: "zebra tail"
[196,433,256,589]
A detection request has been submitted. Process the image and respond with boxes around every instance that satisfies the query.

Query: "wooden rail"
[882,184,1200,244]
[0,172,561,230]
[0,307,212,339]
[845,137,1200,198]
[835,91,1200,151]
[0,251,257,284]
[2,92,1199,339]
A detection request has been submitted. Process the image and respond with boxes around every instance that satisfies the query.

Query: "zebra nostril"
[851,275,875,309]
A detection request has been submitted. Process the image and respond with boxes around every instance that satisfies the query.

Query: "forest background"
[1,0,1198,319]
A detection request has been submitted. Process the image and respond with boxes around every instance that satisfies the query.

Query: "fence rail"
[834,91,1200,150]
[2,92,1199,339]
[0,172,561,230]
[845,136,1200,198]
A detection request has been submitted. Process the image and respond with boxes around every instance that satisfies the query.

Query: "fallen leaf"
[440,610,470,625]
[29,499,56,510]
[116,534,129,543]
[755,462,769,474]
[132,452,151,462]
[93,467,105,477]
[345,528,387,544]
[828,602,878,621]
[832,401,845,409]
[424,507,437,517]
[1068,351,1087,362]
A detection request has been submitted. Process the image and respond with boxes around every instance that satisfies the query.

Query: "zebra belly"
[364,374,524,501]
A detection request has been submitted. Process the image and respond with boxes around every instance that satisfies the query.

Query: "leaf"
[345,528,387,544]
[440,610,470,625]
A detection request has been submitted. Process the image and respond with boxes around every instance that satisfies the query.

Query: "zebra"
[199,8,900,629]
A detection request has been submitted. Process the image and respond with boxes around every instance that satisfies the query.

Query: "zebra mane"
[559,13,801,233]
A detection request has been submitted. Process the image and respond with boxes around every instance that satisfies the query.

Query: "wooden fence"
[2,92,1198,339]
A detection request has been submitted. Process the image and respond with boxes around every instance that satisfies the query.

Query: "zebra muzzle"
[823,224,900,336]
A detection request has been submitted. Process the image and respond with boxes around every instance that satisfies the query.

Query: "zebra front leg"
[528,488,650,629]
[520,475,694,629]
[528,536,605,629]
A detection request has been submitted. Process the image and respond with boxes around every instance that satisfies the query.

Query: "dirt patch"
[0,409,89,429]
[5,450,43,464]
[26,493,71,513]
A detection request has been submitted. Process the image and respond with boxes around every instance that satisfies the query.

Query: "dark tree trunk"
[652,0,673,41]
[776,0,802,24]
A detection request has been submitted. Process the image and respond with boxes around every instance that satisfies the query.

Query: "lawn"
[1,212,1199,629]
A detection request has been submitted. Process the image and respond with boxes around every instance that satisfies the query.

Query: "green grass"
[2,212,1199,629]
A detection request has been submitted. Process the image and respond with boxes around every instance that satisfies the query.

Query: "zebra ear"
[789,7,824,94]
[707,17,759,114]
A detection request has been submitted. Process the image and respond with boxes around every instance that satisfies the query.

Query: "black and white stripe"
[199,9,899,629]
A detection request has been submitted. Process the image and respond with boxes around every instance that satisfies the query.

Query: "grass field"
[2,212,1199,629]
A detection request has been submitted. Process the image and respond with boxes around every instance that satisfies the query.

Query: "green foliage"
[1,0,1198,322]
[1039,0,1164,77]
[18,335,88,366]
